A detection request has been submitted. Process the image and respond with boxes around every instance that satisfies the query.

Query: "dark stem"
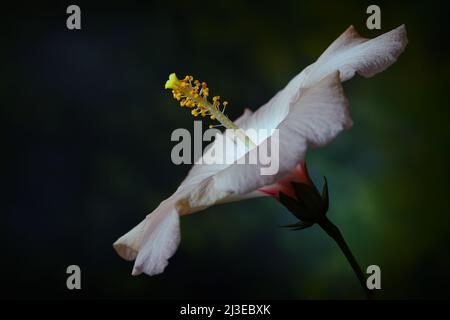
[318,216,374,300]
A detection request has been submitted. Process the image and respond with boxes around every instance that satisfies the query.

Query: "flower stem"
[318,217,374,300]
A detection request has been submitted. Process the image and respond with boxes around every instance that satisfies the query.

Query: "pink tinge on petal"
[259,161,313,199]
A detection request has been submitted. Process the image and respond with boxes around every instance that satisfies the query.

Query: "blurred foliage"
[3,0,450,299]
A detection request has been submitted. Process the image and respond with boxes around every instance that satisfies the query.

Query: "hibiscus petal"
[113,218,147,261]
[113,197,181,276]
[214,71,351,195]
[302,24,408,85]
[113,178,229,276]
[239,25,407,142]
[131,206,180,276]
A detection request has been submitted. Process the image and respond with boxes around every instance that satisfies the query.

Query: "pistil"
[165,73,257,149]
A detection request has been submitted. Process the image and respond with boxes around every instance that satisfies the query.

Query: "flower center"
[165,73,257,149]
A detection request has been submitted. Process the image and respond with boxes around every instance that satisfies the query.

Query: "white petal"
[132,209,180,276]
[113,219,147,261]
[302,24,408,85]
[113,198,180,276]
[113,179,229,276]
[234,25,408,145]
[214,71,351,195]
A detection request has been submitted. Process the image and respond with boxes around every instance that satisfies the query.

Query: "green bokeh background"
[3,0,450,299]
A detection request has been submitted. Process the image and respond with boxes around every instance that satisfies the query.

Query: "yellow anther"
[209,125,214,129]
[173,92,181,100]
[223,101,228,107]
[210,115,216,120]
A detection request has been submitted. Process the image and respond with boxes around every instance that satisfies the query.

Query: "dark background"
[3,0,450,299]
